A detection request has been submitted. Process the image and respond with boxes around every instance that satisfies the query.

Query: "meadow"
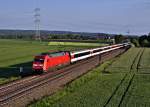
[30,47,150,107]
[0,39,101,84]
[48,41,107,47]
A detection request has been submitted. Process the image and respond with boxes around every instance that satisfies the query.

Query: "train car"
[70,50,91,63]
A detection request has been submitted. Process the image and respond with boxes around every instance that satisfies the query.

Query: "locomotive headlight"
[33,64,43,67]
[33,64,38,66]
[39,64,43,66]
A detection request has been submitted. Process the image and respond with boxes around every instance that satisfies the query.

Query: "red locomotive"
[32,51,71,73]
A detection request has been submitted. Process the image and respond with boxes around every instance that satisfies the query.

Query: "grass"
[138,48,150,73]
[105,48,140,73]
[139,48,150,68]
[48,41,107,47]
[105,73,134,107]
[51,74,124,107]
[0,39,100,84]
[120,74,150,107]
[30,47,150,107]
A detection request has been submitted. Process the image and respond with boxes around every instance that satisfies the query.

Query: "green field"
[30,48,150,107]
[48,41,107,47]
[0,39,100,84]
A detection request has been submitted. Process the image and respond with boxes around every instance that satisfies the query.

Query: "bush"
[130,38,140,47]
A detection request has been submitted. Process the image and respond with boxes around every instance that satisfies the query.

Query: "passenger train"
[32,42,130,73]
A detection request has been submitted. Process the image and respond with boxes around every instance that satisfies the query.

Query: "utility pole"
[127,29,130,35]
[34,8,41,42]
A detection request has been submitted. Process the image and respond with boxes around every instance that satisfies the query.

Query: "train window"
[104,47,110,50]
[93,49,102,53]
[49,52,65,57]
[74,51,90,58]
[34,58,44,63]
[41,52,49,55]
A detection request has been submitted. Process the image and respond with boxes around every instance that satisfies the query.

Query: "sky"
[0,0,150,35]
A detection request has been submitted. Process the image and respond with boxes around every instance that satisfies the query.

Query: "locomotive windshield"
[34,58,44,63]
[48,52,65,57]
[41,52,49,55]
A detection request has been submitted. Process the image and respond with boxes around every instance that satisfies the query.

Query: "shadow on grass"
[0,61,33,78]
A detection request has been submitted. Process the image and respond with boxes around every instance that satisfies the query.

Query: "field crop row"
[105,48,140,73]
[120,74,150,107]
[139,48,150,68]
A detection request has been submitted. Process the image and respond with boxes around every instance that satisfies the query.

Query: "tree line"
[0,32,113,43]
[1,29,149,47]
[130,33,150,47]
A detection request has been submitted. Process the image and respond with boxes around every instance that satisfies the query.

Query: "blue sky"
[0,0,150,35]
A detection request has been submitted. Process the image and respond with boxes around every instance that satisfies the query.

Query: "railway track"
[0,48,128,107]
[0,58,94,97]
[0,76,38,96]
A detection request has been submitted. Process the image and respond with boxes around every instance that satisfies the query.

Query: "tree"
[131,38,140,47]
[141,39,149,47]
[147,33,150,43]
[139,35,148,47]
[114,34,124,44]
